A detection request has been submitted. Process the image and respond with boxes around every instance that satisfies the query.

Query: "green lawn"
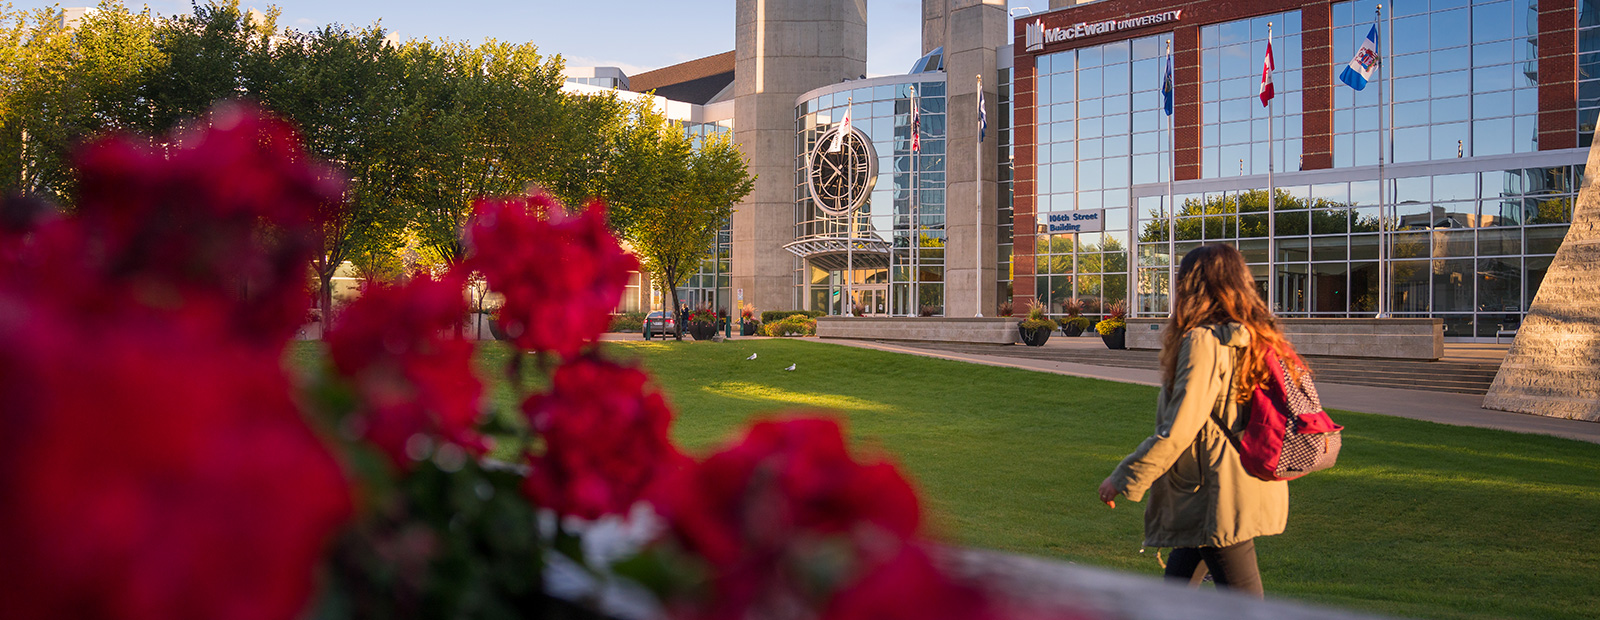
[291,338,1600,620]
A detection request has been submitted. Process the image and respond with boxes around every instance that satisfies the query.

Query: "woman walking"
[1096,244,1303,597]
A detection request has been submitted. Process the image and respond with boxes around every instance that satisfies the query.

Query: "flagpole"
[1165,39,1176,313]
[1385,4,1395,318]
[1266,23,1278,311]
[975,74,985,316]
[910,86,919,318]
[1376,5,1388,318]
[845,97,855,317]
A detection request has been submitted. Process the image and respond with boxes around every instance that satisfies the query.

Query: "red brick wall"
[1014,53,1037,300]
[1174,25,1202,180]
[1539,0,1578,150]
[1300,1,1333,170]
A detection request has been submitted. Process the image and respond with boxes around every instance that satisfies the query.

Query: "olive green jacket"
[1109,323,1289,548]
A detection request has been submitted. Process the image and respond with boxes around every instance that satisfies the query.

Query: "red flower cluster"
[465,194,636,358]
[328,273,485,468]
[652,418,927,619]
[825,546,998,620]
[522,357,683,520]
[0,105,350,620]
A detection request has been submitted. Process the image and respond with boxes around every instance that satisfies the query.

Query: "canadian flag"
[1259,39,1275,107]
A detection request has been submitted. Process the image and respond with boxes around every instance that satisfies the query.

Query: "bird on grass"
[784,364,796,371]
[746,353,758,361]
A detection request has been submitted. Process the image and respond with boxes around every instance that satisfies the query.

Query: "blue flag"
[1161,47,1174,116]
[1340,25,1380,91]
[978,87,988,143]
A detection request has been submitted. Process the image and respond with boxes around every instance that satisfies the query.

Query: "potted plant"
[1017,299,1058,347]
[997,300,1013,317]
[1095,301,1128,350]
[851,302,866,317]
[1059,298,1092,337]
[688,305,718,341]
[739,303,761,336]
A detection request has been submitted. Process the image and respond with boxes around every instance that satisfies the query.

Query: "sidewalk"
[821,339,1600,445]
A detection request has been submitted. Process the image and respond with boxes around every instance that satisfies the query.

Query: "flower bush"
[0,103,1075,620]
[764,314,817,337]
[1094,302,1128,336]
[1018,300,1059,331]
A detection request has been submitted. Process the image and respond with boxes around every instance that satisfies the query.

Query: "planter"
[1018,325,1053,347]
[1061,322,1086,337]
[488,320,509,342]
[1101,327,1126,350]
[689,322,718,341]
[741,322,759,336]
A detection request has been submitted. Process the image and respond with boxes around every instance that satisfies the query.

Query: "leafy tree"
[607,105,753,338]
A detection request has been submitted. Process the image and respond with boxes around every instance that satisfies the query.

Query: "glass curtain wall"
[1034,33,1170,318]
[1332,0,1538,166]
[1579,0,1600,144]
[796,78,948,316]
[1202,13,1305,178]
[998,66,1016,307]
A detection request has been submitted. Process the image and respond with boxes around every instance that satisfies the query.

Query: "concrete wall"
[818,316,1020,344]
[732,0,867,313]
[1484,128,1600,421]
[1125,318,1444,360]
[924,0,1007,317]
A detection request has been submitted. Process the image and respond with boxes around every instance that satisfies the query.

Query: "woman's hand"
[1097,477,1119,508]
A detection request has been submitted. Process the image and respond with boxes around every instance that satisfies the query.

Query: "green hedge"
[760,310,825,323]
[609,312,646,332]
[763,315,817,337]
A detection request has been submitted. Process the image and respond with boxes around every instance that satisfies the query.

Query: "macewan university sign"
[1024,10,1182,52]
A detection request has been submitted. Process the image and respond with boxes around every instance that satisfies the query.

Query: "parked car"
[642,311,677,340]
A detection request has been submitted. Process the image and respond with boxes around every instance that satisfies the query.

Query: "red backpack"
[1234,351,1343,481]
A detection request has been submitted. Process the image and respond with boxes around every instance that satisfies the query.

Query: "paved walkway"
[819,338,1600,445]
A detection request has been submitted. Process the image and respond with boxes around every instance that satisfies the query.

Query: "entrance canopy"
[782,236,892,271]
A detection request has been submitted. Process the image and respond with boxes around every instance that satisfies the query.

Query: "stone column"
[732,0,867,313]
[1482,128,1600,421]
[927,0,1007,317]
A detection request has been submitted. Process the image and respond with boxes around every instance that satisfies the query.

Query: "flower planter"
[741,322,759,336]
[1101,327,1126,350]
[689,322,718,341]
[488,320,509,341]
[1061,323,1086,338]
[1018,325,1053,347]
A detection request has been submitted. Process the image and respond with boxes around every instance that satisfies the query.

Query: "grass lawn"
[289,338,1600,620]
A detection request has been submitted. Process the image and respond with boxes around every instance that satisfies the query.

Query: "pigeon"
[784,364,796,371]
[746,353,758,360]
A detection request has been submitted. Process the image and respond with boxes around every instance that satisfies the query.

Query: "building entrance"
[853,285,889,316]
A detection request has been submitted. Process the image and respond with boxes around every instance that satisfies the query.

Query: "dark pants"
[1163,539,1263,598]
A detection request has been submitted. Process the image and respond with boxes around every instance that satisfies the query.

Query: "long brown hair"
[1160,244,1302,396]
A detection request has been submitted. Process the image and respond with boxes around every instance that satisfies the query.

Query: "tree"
[607,104,753,339]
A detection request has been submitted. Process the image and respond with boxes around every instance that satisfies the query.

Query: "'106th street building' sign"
[1024,10,1183,52]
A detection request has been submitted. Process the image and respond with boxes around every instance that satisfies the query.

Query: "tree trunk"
[319,270,335,340]
[666,276,683,341]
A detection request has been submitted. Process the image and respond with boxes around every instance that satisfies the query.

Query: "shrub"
[1062,316,1093,331]
[996,300,1013,317]
[1017,299,1058,331]
[1094,301,1128,335]
[763,314,817,337]
[761,309,825,323]
[918,305,940,317]
[609,312,646,332]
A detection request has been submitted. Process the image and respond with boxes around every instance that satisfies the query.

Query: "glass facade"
[1025,0,1580,339]
[796,77,948,316]
[1332,0,1539,166]
[1580,0,1600,144]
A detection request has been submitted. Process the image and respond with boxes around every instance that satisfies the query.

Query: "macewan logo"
[1024,10,1182,52]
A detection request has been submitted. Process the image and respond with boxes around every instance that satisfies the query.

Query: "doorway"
[853,285,889,316]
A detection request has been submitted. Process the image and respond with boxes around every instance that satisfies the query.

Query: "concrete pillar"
[732,0,867,313]
[1483,127,1600,421]
[928,0,1007,316]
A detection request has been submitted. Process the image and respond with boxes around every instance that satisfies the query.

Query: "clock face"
[806,126,878,217]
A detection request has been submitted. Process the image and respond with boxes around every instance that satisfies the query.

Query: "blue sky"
[32,1,1054,77]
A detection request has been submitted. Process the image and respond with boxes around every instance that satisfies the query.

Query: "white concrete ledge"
[1125,318,1444,360]
[817,316,1021,345]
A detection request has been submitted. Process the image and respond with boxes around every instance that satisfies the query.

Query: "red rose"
[464,194,636,358]
[0,310,350,620]
[328,273,485,468]
[652,417,923,620]
[522,357,682,520]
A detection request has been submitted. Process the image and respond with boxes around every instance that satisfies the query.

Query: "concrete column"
[732,0,867,313]
[930,0,1007,317]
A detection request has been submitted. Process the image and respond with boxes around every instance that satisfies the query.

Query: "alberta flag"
[1340,25,1381,91]
[910,87,921,153]
[978,87,988,143]
[1161,46,1174,116]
